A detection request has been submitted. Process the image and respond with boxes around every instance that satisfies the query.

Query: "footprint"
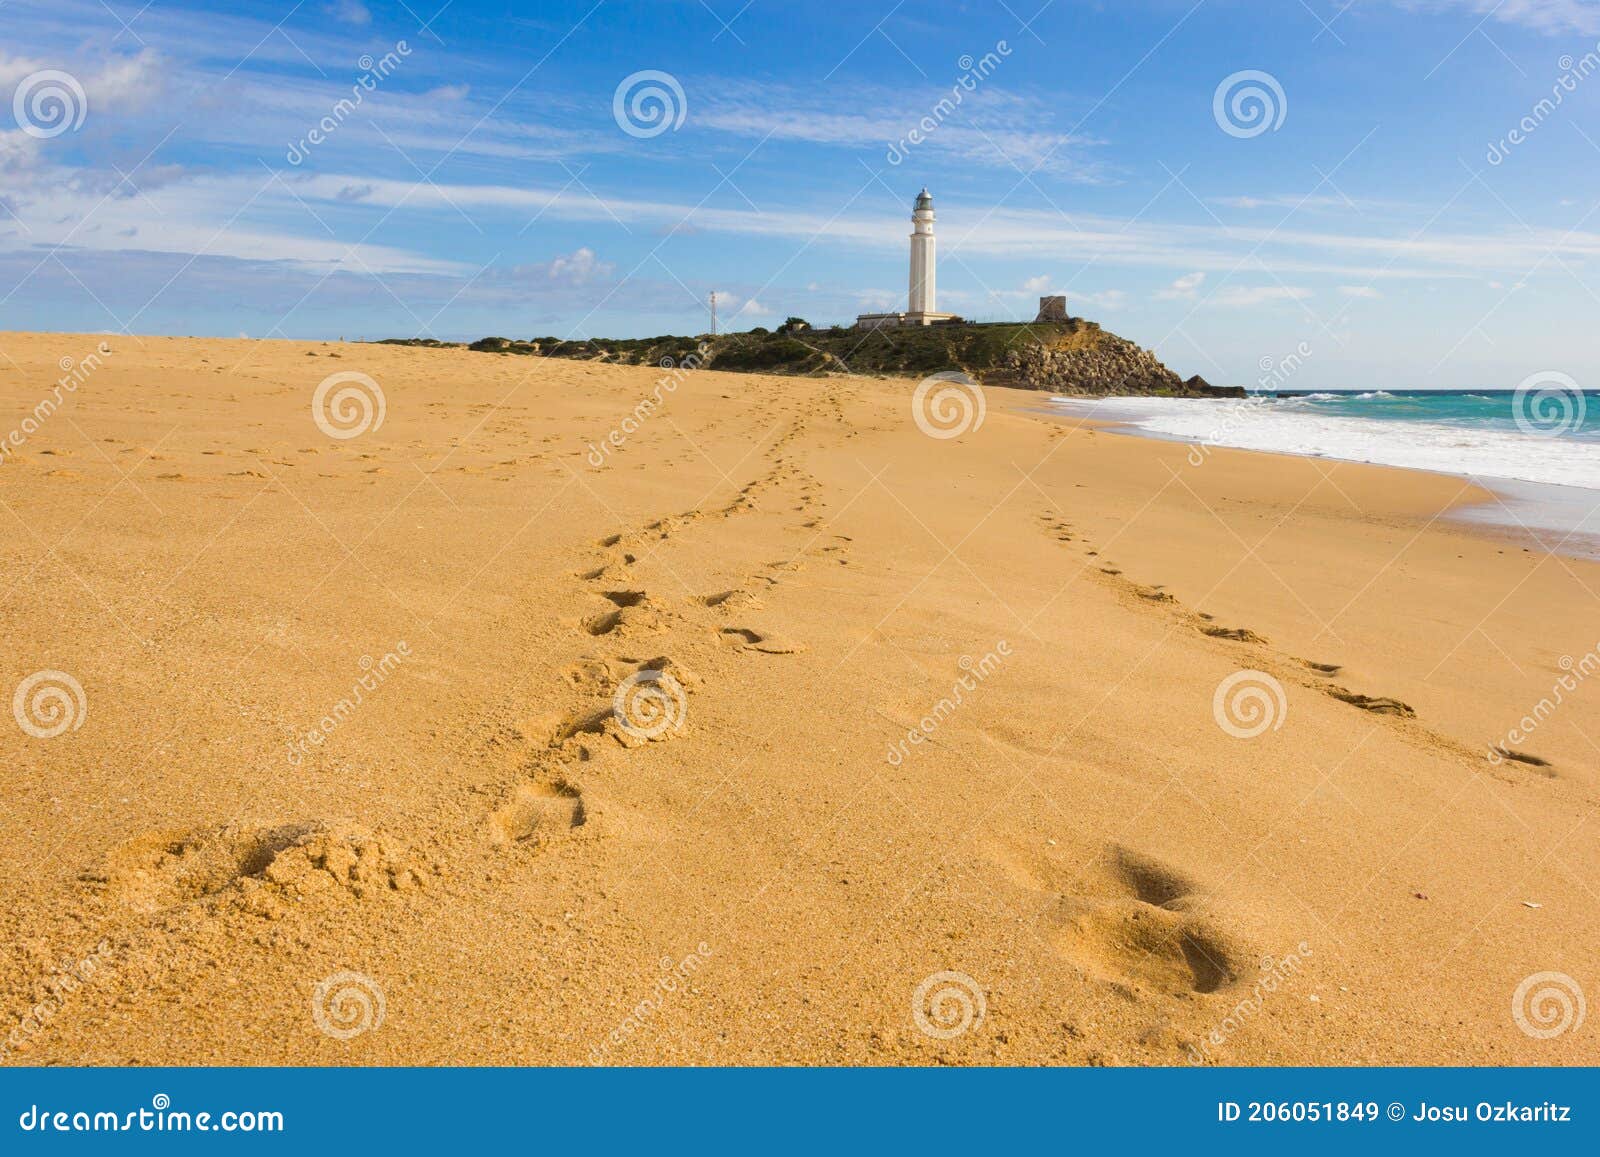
[580,555,636,582]
[1051,896,1240,995]
[562,657,620,693]
[1326,687,1415,717]
[1202,626,1267,644]
[1301,660,1342,675]
[1027,845,1246,997]
[697,589,764,611]
[722,626,806,654]
[1488,747,1554,774]
[489,782,585,845]
[584,594,668,638]
[82,821,430,912]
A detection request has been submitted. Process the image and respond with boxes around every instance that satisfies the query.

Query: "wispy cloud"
[1386,0,1600,34]
[326,0,372,26]
[693,83,1105,179]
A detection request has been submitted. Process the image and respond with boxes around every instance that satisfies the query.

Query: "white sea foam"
[1055,396,1600,491]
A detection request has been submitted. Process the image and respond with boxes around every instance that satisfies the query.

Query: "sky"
[2,0,1600,388]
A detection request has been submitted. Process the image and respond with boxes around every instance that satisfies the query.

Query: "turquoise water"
[1052,388,1600,557]
[1060,389,1600,491]
[1278,389,1600,442]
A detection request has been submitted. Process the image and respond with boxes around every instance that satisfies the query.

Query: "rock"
[1005,335,1243,397]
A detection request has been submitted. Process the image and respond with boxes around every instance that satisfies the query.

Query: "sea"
[1047,389,1600,558]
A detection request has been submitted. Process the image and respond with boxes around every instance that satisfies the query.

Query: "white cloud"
[427,84,471,101]
[539,247,613,285]
[694,83,1103,179]
[90,48,164,110]
[1021,274,1053,293]
[1339,285,1382,298]
[0,54,50,91]
[327,0,372,25]
[0,169,465,275]
[0,130,40,176]
[1214,193,1377,213]
[1156,271,1206,300]
[0,48,165,116]
[1389,0,1600,34]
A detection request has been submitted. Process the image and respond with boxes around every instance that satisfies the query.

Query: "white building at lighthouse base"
[853,309,960,330]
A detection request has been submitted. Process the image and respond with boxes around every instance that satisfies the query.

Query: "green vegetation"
[380,319,1093,377]
[377,317,1241,396]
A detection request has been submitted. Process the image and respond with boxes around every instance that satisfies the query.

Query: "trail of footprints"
[1034,509,1553,773]
[69,416,851,945]
[66,392,873,986]
[485,414,854,849]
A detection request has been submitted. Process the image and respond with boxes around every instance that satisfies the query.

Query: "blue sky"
[3,0,1600,388]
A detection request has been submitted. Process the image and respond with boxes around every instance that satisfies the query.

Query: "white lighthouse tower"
[855,189,961,329]
[908,187,936,317]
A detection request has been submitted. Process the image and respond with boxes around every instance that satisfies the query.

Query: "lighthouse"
[909,187,936,316]
[855,189,962,329]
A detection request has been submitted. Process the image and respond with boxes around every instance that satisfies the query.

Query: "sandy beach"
[1,331,1594,1066]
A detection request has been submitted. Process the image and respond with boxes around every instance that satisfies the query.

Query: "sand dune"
[0,332,1594,1065]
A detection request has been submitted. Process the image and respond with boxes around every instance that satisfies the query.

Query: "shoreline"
[1026,397,1600,561]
